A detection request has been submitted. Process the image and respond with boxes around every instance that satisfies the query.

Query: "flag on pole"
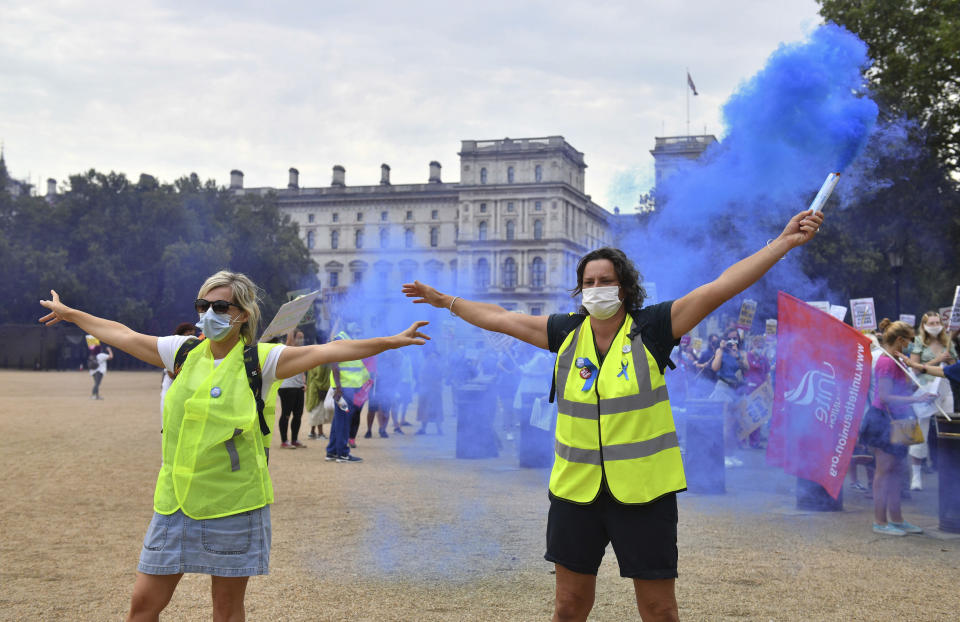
[686,71,698,96]
[767,291,872,499]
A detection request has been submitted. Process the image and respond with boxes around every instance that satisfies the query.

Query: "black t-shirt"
[546,301,679,374]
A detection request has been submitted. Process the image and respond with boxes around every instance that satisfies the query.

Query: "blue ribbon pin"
[617,360,630,381]
[578,357,599,392]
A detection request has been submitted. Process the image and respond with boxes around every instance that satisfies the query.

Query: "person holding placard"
[38,270,429,621]
[908,310,956,488]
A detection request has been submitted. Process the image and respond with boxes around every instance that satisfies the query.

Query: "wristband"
[449,296,460,317]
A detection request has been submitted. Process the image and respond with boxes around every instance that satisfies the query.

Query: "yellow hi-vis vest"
[155,339,280,519]
[550,314,686,504]
[328,331,370,388]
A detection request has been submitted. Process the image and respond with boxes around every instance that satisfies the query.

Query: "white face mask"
[926,324,943,336]
[582,285,622,320]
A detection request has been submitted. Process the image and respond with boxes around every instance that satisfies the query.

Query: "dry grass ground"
[0,370,957,621]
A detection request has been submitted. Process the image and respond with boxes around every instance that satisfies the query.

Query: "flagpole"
[685,67,690,136]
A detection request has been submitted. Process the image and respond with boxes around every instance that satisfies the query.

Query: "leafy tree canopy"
[0,170,317,337]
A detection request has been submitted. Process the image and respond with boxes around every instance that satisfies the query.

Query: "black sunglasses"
[195,299,241,314]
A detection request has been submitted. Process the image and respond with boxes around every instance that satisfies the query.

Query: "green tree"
[818,0,960,173]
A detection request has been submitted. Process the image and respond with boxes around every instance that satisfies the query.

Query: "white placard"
[849,297,877,331]
[806,300,830,313]
[765,319,777,335]
[899,314,916,327]
[950,286,960,331]
[829,305,848,322]
[259,290,321,342]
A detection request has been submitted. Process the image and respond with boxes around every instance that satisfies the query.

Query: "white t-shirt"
[156,336,285,401]
[89,352,110,376]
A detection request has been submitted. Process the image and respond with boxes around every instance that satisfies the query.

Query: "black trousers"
[278,388,305,443]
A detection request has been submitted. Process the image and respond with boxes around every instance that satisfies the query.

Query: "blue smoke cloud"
[622,24,879,309]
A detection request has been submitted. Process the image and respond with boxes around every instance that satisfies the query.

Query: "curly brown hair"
[571,247,647,313]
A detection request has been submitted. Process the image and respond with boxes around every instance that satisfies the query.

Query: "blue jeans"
[327,388,359,457]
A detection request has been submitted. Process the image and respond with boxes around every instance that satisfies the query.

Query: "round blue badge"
[575,357,585,368]
[210,387,222,398]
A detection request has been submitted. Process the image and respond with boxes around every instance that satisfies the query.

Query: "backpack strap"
[243,344,271,437]
[172,338,202,378]
[627,310,676,375]
[549,315,588,403]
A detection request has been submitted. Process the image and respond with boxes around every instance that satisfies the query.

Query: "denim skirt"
[137,505,271,577]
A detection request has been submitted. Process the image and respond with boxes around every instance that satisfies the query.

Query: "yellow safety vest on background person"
[155,339,280,520]
[551,314,686,504]
[328,331,370,388]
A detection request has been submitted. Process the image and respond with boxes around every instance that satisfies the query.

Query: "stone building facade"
[232,136,612,316]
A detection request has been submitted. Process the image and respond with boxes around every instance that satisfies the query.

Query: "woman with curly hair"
[404,209,823,622]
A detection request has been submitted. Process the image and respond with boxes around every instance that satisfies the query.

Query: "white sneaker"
[724,457,743,468]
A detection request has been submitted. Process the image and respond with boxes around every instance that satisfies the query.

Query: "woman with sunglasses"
[39,270,429,622]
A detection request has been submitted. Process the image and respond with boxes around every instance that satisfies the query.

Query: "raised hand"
[402,281,446,308]
[395,320,431,346]
[38,290,71,326]
[778,209,824,249]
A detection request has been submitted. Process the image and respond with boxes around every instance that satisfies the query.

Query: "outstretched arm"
[275,321,430,379]
[671,209,823,339]
[401,282,549,350]
[39,290,162,367]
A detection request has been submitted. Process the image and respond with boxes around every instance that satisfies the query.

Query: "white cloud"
[0,0,822,206]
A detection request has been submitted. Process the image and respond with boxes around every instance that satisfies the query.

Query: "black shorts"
[545,488,678,580]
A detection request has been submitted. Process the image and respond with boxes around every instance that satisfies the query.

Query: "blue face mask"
[196,308,235,341]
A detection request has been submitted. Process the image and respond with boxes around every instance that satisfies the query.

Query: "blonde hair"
[197,271,262,344]
[879,318,914,347]
[918,310,950,348]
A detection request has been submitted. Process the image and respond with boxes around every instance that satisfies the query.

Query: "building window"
[406,210,413,220]
[534,219,543,240]
[502,257,517,288]
[478,221,488,241]
[307,230,315,249]
[507,201,515,212]
[353,270,363,284]
[507,166,515,183]
[308,213,315,223]
[380,211,388,221]
[479,203,487,213]
[530,256,545,287]
[480,168,487,184]
[332,212,339,223]
[404,228,414,248]
[377,267,389,290]
[474,258,490,290]
[357,212,363,222]
[431,209,438,219]
[380,228,389,249]
[330,230,339,249]
[530,305,543,316]
[535,165,542,183]
[355,229,364,249]
[505,220,515,240]
[329,271,339,287]
[534,201,542,211]
[430,226,439,247]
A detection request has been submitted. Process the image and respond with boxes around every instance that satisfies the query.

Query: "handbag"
[888,412,925,445]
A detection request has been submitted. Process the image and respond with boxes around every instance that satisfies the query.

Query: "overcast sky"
[1,0,823,210]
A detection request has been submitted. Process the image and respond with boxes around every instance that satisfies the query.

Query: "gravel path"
[1,370,957,621]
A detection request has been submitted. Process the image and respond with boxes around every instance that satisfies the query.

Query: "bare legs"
[873,449,904,525]
[552,565,678,622]
[126,573,249,622]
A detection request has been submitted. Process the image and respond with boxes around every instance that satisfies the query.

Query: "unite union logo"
[783,362,837,423]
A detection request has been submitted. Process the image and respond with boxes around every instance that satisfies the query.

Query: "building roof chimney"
[229,169,244,189]
[429,161,441,183]
[288,167,299,189]
[46,178,56,197]
[380,163,391,185]
[332,165,345,187]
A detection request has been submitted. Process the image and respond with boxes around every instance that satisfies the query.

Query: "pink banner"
[767,292,873,499]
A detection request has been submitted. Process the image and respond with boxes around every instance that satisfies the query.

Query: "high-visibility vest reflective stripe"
[549,314,686,504]
[328,331,370,388]
[154,339,280,520]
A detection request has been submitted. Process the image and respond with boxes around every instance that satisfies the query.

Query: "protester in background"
[404,209,823,622]
[907,310,956,488]
[327,321,371,461]
[394,349,415,430]
[744,335,771,448]
[693,334,721,397]
[277,330,307,449]
[497,344,520,441]
[90,344,114,400]
[710,328,749,467]
[415,347,444,435]
[305,336,333,440]
[860,319,935,536]
[363,354,391,439]
[39,271,428,621]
